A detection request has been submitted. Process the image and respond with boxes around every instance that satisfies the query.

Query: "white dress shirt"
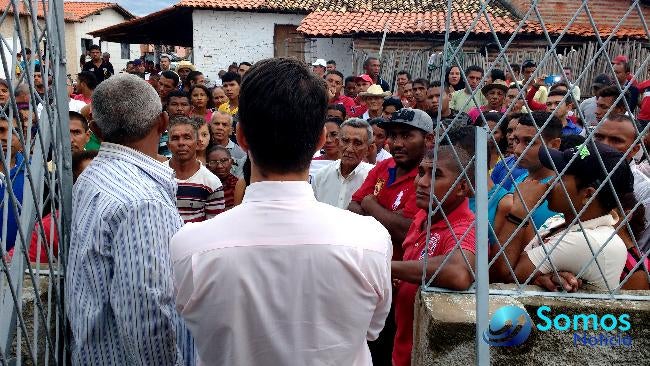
[376,147,392,162]
[311,159,374,209]
[171,181,392,366]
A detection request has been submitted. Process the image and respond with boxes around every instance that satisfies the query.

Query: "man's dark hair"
[77,71,98,90]
[510,63,521,73]
[325,70,344,80]
[221,71,241,85]
[517,111,562,141]
[413,78,430,88]
[429,80,442,88]
[363,57,379,69]
[69,111,89,131]
[239,58,328,174]
[368,117,385,126]
[186,70,203,85]
[559,134,586,151]
[33,64,41,73]
[596,86,628,110]
[549,82,569,92]
[344,76,356,84]
[425,144,474,183]
[88,45,101,52]
[465,65,484,75]
[489,69,506,82]
[508,84,520,91]
[605,114,638,137]
[397,70,412,80]
[521,59,537,70]
[327,60,336,66]
[126,61,134,67]
[547,89,576,106]
[327,103,346,118]
[161,70,180,87]
[166,90,190,104]
[239,61,252,68]
[325,116,344,127]
[23,48,32,55]
[563,66,573,72]
[383,97,403,110]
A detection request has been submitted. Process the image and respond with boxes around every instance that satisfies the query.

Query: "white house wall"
[73,8,139,74]
[192,10,355,80]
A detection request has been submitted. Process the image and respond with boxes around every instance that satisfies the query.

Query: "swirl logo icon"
[483,305,532,346]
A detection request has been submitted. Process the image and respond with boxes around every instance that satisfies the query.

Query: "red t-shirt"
[349,96,368,118]
[392,202,476,366]
[330,94,356,117]
[638,80,650,121]
[351,158,419,259]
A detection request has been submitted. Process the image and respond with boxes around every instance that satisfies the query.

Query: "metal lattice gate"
[0,0,72,365]
[414,1,650,365]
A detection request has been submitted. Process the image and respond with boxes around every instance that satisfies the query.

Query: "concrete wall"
[192,10,306,79]
[310,37,354,77]
[72,8,140,74]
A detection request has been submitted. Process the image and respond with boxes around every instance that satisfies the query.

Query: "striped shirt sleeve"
[110,199,187,365]
[205,185,225,219]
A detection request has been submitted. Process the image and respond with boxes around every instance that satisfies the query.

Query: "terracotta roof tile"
[63,2,135,21]
[0,1,134,22]
[176,0,513,15]
[297,10,521,37]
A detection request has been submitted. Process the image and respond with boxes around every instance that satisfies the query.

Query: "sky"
[70,1,178,16]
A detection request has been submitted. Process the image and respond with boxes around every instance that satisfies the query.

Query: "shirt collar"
[335,159,365,177]
[225,140,235,149]
[568,214,617,231]
[243,181,315,203]
[98,142,177,197]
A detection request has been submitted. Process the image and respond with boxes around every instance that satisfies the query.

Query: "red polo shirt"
[392,201,476,366]
[351,158,419,258]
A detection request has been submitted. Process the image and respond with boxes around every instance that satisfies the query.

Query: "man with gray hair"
[312,118,375,209]
[66,74,195,365]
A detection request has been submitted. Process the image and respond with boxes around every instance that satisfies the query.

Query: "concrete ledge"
[413,285,650,365]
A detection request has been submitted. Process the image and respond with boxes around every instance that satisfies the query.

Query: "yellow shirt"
[218,102,238,116]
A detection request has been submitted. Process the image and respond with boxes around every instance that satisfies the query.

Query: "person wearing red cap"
[612,55,639,113]
[350,74,374,117]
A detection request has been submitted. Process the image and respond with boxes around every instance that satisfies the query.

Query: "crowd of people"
[1,43,649,365]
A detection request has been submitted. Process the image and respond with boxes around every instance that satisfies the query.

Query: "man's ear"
[89,121,103,141]
[236,123,249,153]
[157,111,169,136]
[548,137,561,150]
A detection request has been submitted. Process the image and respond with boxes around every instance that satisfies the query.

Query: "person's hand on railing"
[534,271,582,292]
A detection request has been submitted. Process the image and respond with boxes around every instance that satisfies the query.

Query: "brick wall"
[507,0,650,29]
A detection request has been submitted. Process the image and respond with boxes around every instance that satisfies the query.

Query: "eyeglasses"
[207,158,231,167]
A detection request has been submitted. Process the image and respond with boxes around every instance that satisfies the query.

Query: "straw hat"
[176,60,196,72]
[359,84,391,98]
[481,79,509,95]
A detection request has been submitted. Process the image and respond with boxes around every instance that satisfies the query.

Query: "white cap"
[312,58,327,67]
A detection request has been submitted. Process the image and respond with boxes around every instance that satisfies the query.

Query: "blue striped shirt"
[66,142,195,366]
